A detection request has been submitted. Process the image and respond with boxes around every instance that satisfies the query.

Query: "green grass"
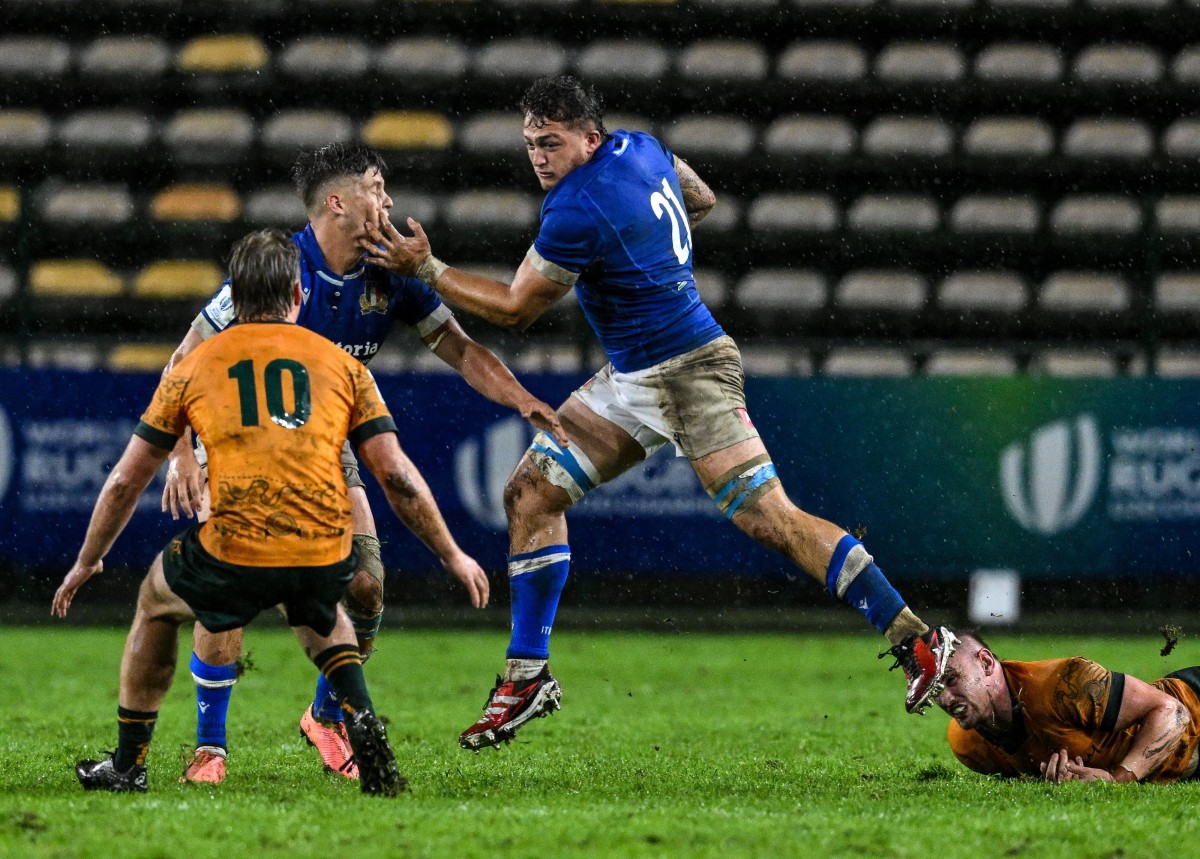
[2,627,1197,858]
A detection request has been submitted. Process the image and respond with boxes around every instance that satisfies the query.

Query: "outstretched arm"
[53,436,170,617]
[361,217,569,330]
[425,317,569,447]
[1040,676,1190,783]
[356,431,489,608]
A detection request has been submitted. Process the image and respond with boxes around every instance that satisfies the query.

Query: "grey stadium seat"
[1084,0,1170,11]
[56,109,155,166]
[924,348,1019,377]
[79,35,171,84]
[162,108,255,169]
[960,117,1055,160]
[278,37,372,86]
[974,43,1064,85]
[763,115,857,160]
[834,269,927,312]
[242,186,308,229]
[474,38,569,83]
[1048,194,1142,236]
[36,182,136,230]
[776,41,869,84]
[1156,196,1200,234]
[1039,272,1132,314]
[1172,46,1200,85]
[874,43,967,85]
[575,40,671,87]
[1155,273,1200,315]
[1156,349,1200,378]
[949,194,1041,235]
[662,114,758,163]
[1162,118,1200,160]
[1061,118,1154,161]
[692,266,730,311]
[735,268,827,316]
[937,271,1030,313]
[861,116,954,159]
[0,36,71,87]
[747,193,840,234]
[1027,349,1120,377]
[1072,44,1164,86]
[260,110,354,163]
[738,346,816,378]
[823,348,916,377]
[376,37,470,88]
[692,195,742,237]
[443,190,539,232]
[605,113,658,136]
[846,194,940,233]
[987,0,1072,10]
[677,40,770,85]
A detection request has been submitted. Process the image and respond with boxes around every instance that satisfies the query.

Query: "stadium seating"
[2,0,1198,374]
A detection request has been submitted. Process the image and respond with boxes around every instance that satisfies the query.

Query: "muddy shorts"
[573,335,759,460]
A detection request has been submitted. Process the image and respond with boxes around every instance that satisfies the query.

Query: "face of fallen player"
[334,166,393,237]
[935,639,1007,732]
[523,115,603,190]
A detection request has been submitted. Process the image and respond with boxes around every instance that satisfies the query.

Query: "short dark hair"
[519,75,607,135]
[228,229,300,321]
[947,627,994,654]
[290,143,388,213]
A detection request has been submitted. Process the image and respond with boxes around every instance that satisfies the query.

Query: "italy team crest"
[359,284,389,315]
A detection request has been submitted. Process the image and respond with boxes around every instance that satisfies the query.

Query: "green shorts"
[162,524,358,636]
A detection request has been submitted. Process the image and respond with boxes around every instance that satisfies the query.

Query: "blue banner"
[0,369,1193,579]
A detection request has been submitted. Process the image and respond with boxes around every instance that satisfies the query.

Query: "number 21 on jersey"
[650,177,692,265]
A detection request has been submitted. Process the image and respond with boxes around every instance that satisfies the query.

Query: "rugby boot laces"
[458,666,562,751]
[881,626,959,715]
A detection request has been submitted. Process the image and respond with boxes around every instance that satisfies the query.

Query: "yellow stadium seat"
[0,186,18,222]
[361,111,453,150]
[133,260,224,300]
[176,35,269,74]
[106,343,179,372]
[150,184,241,222]
[29,260,124,298]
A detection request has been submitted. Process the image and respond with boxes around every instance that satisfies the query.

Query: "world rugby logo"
[454,417,532,530]
[1000,415,1101,535]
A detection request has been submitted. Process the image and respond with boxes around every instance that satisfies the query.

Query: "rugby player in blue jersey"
[160,143,568,781]
[363,76,955,751]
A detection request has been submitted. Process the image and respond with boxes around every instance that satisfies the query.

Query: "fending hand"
[361,217,433,278]
[51,559,103,618]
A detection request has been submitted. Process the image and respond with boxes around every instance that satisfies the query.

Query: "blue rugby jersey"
[195,224,450,363]
[530,130,724,373]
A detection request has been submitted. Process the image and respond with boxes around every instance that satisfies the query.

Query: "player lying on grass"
[933,629,1200,783]
[360,73,952,751]
[50,229,483,796]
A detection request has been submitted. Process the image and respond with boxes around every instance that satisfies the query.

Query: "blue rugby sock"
[312,671,343,723]
[506,545,570,660]
[825,535,906,635]
[190,652,237,751]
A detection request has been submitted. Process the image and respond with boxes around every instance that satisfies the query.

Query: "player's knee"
[346,569,384,615]
[348,534,385,611]
[509,432,599,516]
[707,455,781,521]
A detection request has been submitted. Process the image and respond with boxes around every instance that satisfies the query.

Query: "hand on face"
[360,217,433,277]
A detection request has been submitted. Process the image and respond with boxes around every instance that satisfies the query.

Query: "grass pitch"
[2,626,1197,858]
